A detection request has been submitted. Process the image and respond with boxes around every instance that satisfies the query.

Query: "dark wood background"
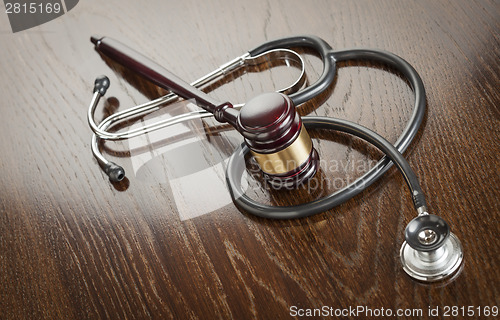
[0,0,498,319]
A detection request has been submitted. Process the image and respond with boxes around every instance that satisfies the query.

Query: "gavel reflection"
[91,36,319,188]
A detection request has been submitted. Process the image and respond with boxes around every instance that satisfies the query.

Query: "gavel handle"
[91,35,238,125]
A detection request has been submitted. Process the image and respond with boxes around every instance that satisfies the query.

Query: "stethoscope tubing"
[225,36,427,218]
[249,36,426,159]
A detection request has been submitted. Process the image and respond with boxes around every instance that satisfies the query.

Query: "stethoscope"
[87,35,463,283]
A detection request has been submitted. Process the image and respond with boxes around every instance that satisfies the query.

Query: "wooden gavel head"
[236,92,319,188]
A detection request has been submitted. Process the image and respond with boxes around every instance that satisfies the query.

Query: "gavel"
[91,36,319,188]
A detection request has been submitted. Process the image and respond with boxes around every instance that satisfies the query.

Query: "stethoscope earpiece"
[400,214,463,282]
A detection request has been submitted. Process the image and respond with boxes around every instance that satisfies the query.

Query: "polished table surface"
[0,0,498,319]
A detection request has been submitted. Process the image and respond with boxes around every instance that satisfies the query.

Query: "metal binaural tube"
[89,48,305,141]
[90,36,318,187]
[88,45,307,183]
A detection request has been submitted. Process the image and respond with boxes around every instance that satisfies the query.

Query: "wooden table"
[1,0,498,319]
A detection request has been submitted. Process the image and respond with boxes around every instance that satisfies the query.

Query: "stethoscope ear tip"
[103,162,125,182]
[400,215,463,282]
[93,75,110,96]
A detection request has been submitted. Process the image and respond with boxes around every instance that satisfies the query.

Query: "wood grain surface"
[0,0,498,319]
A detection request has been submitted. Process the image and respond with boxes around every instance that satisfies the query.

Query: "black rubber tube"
[250,36,426,164]
[228,37,427,219]
[226,116,426,219]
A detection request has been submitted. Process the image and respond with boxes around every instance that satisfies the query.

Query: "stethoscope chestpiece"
[400,214,463,282]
